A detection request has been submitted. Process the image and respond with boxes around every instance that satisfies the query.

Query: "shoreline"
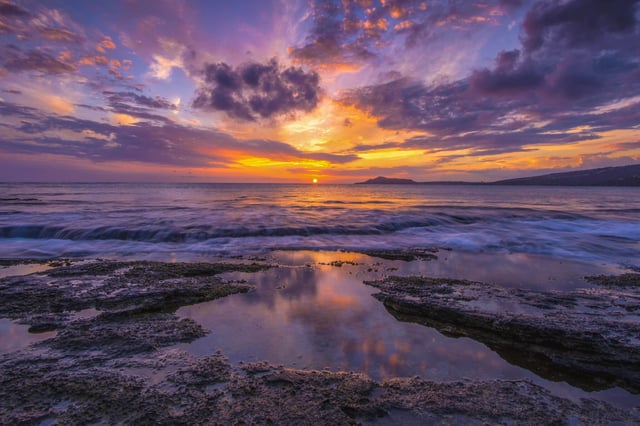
[1,250,639,423]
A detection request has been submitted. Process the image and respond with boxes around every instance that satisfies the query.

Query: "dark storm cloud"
[0,100,357,167]
[342,0,640,155]
[193,59,321,121]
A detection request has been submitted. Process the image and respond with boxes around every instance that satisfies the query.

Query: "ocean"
[1,182,639,266]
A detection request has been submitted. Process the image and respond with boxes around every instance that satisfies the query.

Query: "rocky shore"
[365,274,640,394]
[0,258,639,424]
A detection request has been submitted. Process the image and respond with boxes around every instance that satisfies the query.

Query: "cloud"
[522,0,638,52]
[340,0,640,156]
[2,47,77,74]
[470,0,640,104]
[193,58,321,121]
[0,0,29,18]
[341,77,494,135]
[611,141,640,151]
[103,91,177,110]
[470,50,544,95]
[38,27,84,43]
[97,36,116,51]
[0,100,357,168]
[288,0,376,68]
[148,53,183,80]
[289,0,513,68]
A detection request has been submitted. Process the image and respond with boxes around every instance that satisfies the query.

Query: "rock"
[1,356,636,425]
[356,248,439,262]
[586,273,640,287]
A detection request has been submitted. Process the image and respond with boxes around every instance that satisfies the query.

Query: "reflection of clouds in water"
[181,256,549,383]
[229,266,319,310]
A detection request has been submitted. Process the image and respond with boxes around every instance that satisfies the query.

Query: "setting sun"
[312,178,318,184]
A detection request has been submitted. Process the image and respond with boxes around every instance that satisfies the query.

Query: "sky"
[0,0,639,183]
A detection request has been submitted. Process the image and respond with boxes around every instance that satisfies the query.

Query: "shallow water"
[176,250,639,409]
[0,319,56,353]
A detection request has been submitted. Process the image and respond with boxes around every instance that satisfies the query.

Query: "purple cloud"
[0,0,29,17]
[193,59,321,121]
[103,91,177,111]
[470,0,639,104]
[341,0,640,156]
[522,0,638,52]
[0,100,357,168]
[289,1,512,67]
[2,46,76,74]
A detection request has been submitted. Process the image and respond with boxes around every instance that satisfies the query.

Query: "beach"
[1,184,639,423]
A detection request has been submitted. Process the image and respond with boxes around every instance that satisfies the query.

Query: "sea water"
[1,183,639,266]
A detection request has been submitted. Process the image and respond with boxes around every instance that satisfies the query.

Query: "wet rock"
[356,248,439,262]
[0,258,57,267]
[365,275,640,393]
[44,313,207,357]
[168,353,231,387]
[0,260,266,322]
[586,273,640,287]
[1,355,636,425]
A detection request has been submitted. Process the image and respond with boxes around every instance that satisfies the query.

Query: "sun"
[312,178,318,184]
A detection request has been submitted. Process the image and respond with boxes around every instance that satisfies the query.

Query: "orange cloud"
[111,113,139,126]
[79,55,108,66]
[96,36,116,53]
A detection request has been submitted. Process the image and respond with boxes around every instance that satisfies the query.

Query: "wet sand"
[0,250,638,424]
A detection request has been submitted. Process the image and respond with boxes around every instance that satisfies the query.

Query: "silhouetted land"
[356,164,640,186]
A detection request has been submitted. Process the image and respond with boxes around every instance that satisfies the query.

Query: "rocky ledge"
[2,352,637,425]
[365,274,640,394]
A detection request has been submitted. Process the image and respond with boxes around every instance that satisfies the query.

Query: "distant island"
[356,176,418,185]
[356,164,640,186]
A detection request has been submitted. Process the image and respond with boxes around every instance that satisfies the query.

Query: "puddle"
[0,263,53,279]
[0,319,56,353]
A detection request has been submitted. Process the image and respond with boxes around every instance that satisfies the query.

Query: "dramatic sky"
[1,0,639,182]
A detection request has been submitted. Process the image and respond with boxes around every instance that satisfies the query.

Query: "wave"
[0,217,481,242]
[2,183,639,265]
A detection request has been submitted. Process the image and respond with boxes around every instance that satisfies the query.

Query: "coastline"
[1,249,639,424]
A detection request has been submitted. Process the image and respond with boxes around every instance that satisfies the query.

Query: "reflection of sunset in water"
[175,250,635,409]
